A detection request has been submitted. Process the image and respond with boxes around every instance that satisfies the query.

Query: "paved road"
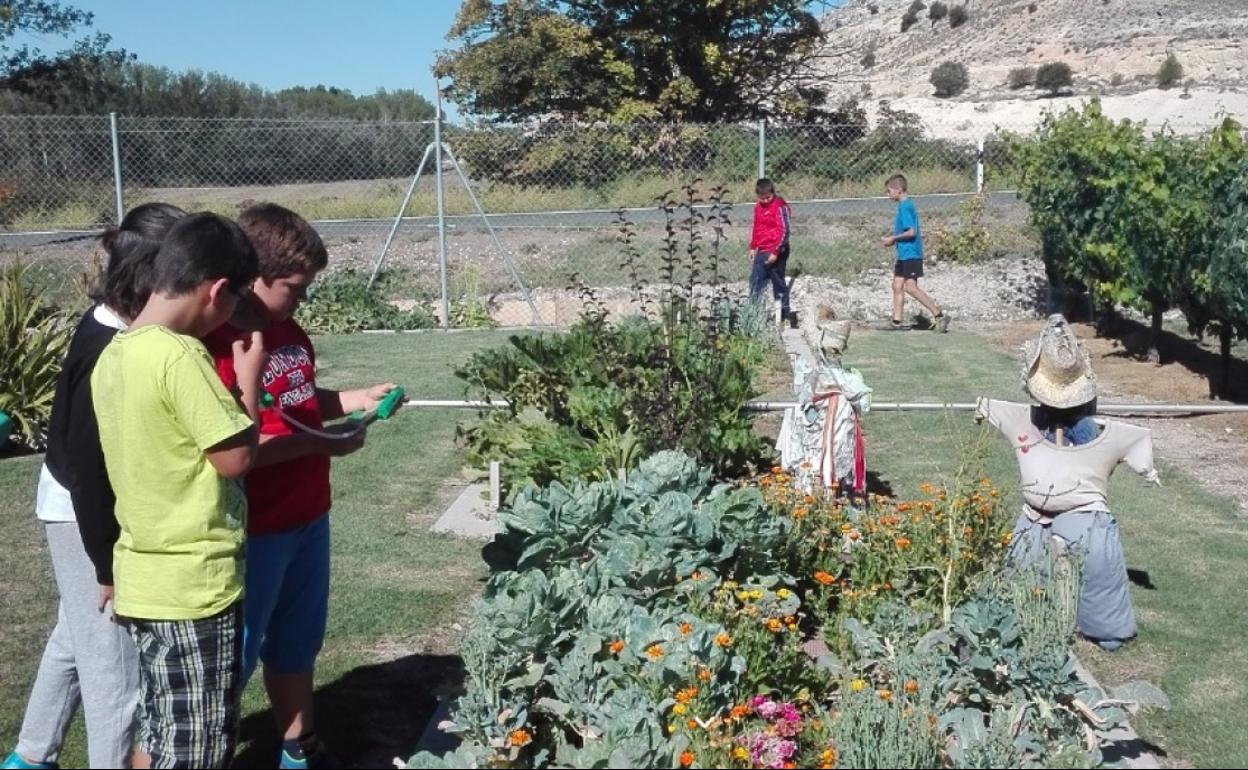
[0,190,1023,250]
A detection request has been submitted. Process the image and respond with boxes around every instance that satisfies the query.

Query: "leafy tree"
[900,11,919,31]
[929,2,949,24]
[948,4,969,26]
[1157,53,1183,89]
[1035,61,1073,95]
[436,0,834,122]
[930,61,969,97]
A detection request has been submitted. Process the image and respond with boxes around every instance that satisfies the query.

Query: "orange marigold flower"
[508,728,533,747]
[804,494,815,504]
[819,746,838,769]
[1001,532,1013,546]
[897,501,912,512]
[877,689,893,702]
[676,686,699,704]
[772,465,783,475]
[698,668,712,682]
[687,719,700,730]
[680,750,696,767]
[814,571,836,586]
[680,622,694,637]
[847,529,861,541]
[904,680,920,694]
[895,536,912,550]
[715,633,733,648]
[730,704,751,720]
[609,640,625,655]
[767,618,783,633]
[646,644,664,660]
[920,482,937,496]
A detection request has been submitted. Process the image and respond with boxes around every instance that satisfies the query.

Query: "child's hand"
[766,253,779,266]
[233,331,268,390]
[881,235,894,248]
[360,383,401,412]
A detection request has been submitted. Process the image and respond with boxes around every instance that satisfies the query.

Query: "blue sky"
[18,0,464,105]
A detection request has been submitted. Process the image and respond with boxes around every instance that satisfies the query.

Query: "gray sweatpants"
[1007,509,1138,643]
[16,522,139,768]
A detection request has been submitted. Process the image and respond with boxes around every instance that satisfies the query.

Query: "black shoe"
[784,311,799,329]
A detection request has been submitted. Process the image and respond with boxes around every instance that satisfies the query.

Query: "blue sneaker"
[2,752,58,770]
[279,739,338,770]
[278,748,309,770]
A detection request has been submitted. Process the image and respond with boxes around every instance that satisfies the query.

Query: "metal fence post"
[434,80,450,330]
[109,112,124,224]
[976,135,985,194]
[758,119,766,179]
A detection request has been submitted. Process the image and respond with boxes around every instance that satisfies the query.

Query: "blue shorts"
[242,514,330,682]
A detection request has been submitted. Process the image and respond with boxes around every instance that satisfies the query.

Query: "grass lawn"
[847,327,1248,769]
[1,330,514,769]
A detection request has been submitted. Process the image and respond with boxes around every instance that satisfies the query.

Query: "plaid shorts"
[128,603,244,769]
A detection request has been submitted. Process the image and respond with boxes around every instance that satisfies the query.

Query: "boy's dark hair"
[94,202,187,319]
[238,203,328,280]
[755,177,776,195]
[886,174,908,192]
[150,213,258,296]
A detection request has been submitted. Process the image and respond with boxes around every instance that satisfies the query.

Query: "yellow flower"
[733,746,750,761]
[850,678,867,693]
[749,589,765,601]
[715,633,733,648]
[673,703,688,715]
[819,747,838,769]
[646,644,664,660]
[736,591,751,602]
[767,618,783,633]
[777,588,792,599]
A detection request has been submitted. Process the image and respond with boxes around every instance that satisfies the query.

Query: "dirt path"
[973,319,1248,516]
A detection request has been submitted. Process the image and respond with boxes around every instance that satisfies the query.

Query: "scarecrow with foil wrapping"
[776,315,871,496]
[976,315,1160,652]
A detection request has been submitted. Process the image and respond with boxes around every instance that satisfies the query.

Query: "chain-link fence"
[0,113,1034,326]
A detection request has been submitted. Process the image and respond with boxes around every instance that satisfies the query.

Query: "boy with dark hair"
[748,177,794,325]
[882,174,948,332]
[91,212,266,769]
[205,203,400,770]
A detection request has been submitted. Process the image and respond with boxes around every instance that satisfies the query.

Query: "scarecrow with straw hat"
[975,315,1161,651]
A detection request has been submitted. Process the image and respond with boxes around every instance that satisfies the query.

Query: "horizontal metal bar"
[396,400,1248,416]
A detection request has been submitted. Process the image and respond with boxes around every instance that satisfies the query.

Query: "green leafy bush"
[933,193,993,263]
[1157,53,1184,89]
[0,263,75,450]
[930,61,970,98]
[1035,62,1074,95]
[294,268,435,333]
[949,4,969,27]
[1008,66,1036,90]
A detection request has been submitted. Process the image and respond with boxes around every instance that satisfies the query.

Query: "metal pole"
[757,119,766,179]
[379,399,1248,416]
[976,135,985,194]
[368,143,435,289]
[434,79,450,329]
[109,113,124,224]
[442,144,542,326]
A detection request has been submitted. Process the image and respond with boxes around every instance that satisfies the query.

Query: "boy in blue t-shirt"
[881,174,948,332]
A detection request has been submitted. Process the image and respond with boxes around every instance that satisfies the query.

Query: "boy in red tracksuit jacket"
[748,177,793,324]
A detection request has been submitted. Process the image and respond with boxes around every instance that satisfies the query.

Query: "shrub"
[868,2,879,13]
[1008,66,1036,89]
[933,194,994,263]
[908,0,927,12]
[861,50,877,68]
[1028,2,1038,11]
[900,11,919,31]
[294,269,435,333]
[949,4,969,26]
[0,263,74,451]
[1157,53,1184,89]
[930,61,970,98]
[929,1,948,23]
[1035,61,1074,95]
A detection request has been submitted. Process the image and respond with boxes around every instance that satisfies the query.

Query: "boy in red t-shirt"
[747,177,794,326]
[204,204,399,769]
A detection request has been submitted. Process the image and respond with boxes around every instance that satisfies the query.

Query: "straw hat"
[1021,315,1098,409]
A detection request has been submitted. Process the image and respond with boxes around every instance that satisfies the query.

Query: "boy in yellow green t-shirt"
[91,213,266,769]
